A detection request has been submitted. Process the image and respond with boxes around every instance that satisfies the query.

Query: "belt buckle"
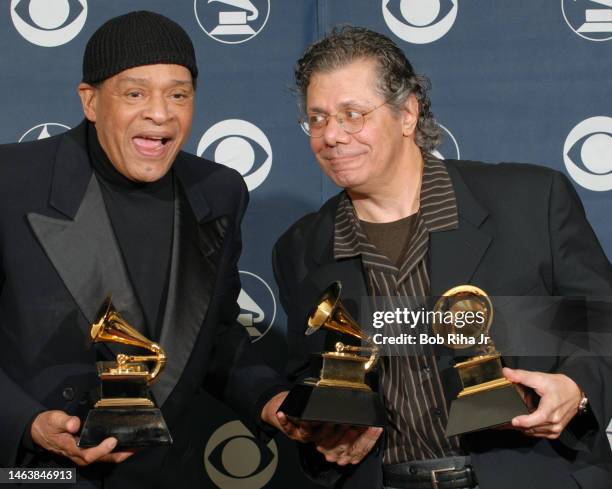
[430,466,456,489]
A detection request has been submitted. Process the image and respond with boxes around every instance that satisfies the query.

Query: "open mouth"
[132,135,172,154]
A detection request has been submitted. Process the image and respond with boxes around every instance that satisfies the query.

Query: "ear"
[401,93,419,137]
[78,83,98,123]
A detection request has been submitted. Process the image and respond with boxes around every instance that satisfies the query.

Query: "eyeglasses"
[299,100,388,138]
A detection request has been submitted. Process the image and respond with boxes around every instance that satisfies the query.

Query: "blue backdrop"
[2,1,611,487]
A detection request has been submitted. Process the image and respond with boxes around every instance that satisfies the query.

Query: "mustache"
[321,148,364,160]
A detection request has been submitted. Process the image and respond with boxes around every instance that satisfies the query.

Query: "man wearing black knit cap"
[0,10,295,487]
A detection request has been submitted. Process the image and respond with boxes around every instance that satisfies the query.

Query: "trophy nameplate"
[78,297,173,449]
[279,282,386,427]
[434,285,528,436]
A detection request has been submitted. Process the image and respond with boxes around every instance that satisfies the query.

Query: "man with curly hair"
[273,26,612,489]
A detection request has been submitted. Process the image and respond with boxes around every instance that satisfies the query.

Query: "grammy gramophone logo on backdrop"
[197,119,273,192]
[562,0,612,42]
[194,0,270,44]
[237,271,276,342]
[204,420,278,489]
[11,0,87,47]
[19,123,70,143]
[382,0,458,44]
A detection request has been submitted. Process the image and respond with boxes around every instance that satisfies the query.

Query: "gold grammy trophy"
[278,282,386,426]
[433,285,528,437]
[78,297,172,448]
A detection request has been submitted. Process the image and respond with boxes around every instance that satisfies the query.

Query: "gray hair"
[295,26,441,153]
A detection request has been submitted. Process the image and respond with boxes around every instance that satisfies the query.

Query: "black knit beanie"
[82,11,198,84]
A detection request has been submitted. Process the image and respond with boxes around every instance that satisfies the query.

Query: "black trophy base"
[78,408,173,449]
[446,383,529,437]
[279,382,386,427]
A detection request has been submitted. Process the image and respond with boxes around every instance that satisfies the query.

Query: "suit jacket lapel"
[27,124,145,352]
[307,196,369,352]
[429,164,492,296]
[153,181,228,406]
[429,162,493,401]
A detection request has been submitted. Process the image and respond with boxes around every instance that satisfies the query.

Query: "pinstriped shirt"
[333,155,462,464]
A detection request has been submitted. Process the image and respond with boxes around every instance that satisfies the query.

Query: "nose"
[322,115,350,146]
[143,93,171,125]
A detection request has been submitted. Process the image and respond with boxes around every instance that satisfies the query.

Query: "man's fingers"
[522,421,565,439]
[316,427,361,464]
[314,424,350,451]
[275,412,316,442]
[275,412,300,438]
[512,409,548,429]
[64,416,81,434]
[317,426,383,465]
[69,438,118,466]
[275,411,290,429]
[503,367,545,394]
[325,428,363,465]
[348,427,383,464]
[97,450,136,463]
[45,411,80,434]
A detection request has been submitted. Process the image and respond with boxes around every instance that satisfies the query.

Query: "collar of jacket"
[308,159,489,267]
[48,119,219,223]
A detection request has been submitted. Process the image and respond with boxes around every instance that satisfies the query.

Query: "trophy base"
[78,407,173,449]
[446,383,529,437]
[278,382,386,427]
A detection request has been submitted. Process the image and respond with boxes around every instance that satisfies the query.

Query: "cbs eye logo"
[197,119,273,192]
[564,116,612,191]
[11,0,87,47]
[194,0,270,44]
[19,122,70,142]
[204,420,278,488]
[431,123,460,160]
[238,271,277,342]
[382,0,458,44]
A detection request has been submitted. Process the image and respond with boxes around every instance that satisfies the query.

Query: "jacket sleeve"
[546,171,612,451]
[272,231,385,488]
[0,268,47,466]
[201,172,289,435]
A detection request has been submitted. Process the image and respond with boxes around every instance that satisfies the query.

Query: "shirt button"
[62,387,75,401]
[432,407,442,417]
[423,366,431,374]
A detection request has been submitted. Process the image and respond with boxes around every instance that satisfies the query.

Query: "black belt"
[383,456,477,489]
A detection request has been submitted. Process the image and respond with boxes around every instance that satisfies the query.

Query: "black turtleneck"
[87,123,174,340]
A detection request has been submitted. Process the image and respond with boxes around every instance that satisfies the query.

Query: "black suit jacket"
[0,122,285,487]
[273,160,612,489]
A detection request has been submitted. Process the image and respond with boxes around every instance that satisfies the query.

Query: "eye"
[170,91,192,102]
[13,0,84,31]
[203,420,278,487]
[344,110,364,121]
[308,113,328,127]
[197,119,273,192]
[385,0,454,28]
[564,117,612,191]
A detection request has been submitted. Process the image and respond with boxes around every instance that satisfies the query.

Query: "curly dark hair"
[295,26,441,153]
